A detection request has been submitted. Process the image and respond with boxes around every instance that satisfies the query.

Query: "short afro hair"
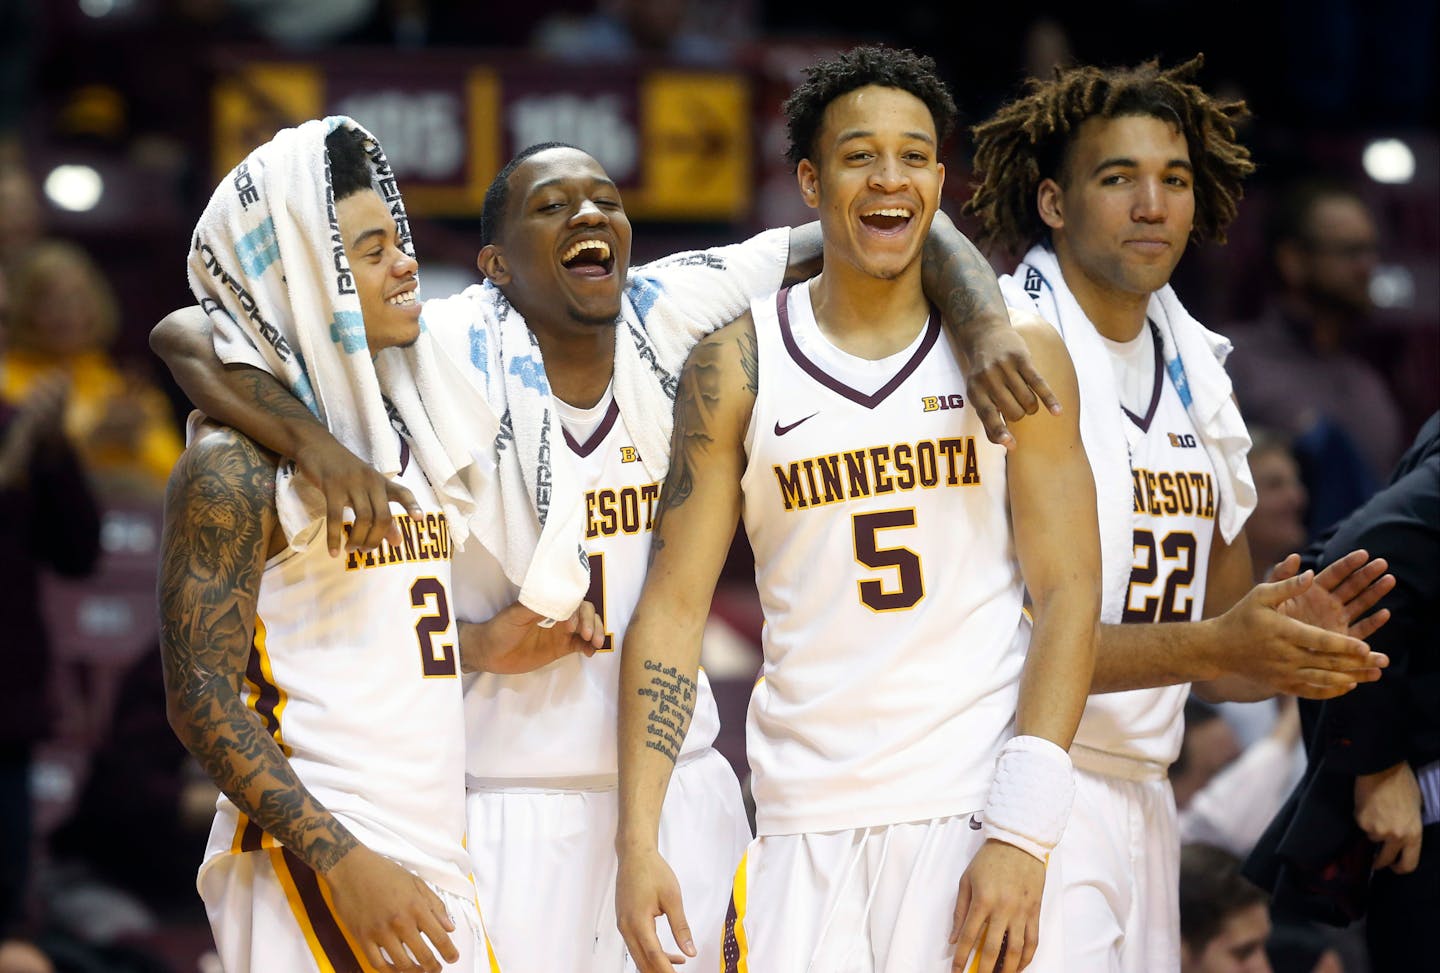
[782,46,957,170]
[325,126,373,201]
[966,55,1254,254]
[480,141,581,247]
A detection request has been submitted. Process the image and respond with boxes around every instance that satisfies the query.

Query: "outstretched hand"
[1271,550,1395,641]
[459,600,605,675]
[293,434,422,556]
[956,307,1062,452]
[1216,568,1388,700]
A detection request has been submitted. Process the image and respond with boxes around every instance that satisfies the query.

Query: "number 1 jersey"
[739,284,1030,837]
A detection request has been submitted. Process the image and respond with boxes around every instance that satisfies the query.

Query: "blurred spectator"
[534,0,734,65]
[1180,696,1304,859]
[2,241,182,501]
[0,262,102,947]
[1181,843,1274,973]
[1226,180,1404,496]
[224,0,377,49]
[1246,429,1309,580]
[1247,412,1439,970]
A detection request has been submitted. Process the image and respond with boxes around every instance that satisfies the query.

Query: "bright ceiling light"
[1362,139,1416,184]
[44,164,104,212]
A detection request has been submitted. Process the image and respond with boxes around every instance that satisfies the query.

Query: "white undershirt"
[1101,323,1157,420]
[554,383,614,441]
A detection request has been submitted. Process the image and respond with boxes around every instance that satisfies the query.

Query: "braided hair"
[965,56,1253,254]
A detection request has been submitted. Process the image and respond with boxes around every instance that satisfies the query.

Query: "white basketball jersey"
[457,395,722,782]
[202,443,474,899]
[1073,325,1218,766]
[740,284,1030,837]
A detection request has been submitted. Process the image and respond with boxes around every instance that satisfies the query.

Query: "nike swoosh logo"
[774,413,819,436]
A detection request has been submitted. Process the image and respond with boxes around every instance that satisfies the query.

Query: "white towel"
[1000,244,1254,623]
[184,117,568,607]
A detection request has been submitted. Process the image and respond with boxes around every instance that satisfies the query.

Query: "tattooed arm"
[784,214,1060,448]
[159,423,460,972]
[159,423,355,869]
[921,210,1061,450]
[615,316,757,973]
[151,307,419,555]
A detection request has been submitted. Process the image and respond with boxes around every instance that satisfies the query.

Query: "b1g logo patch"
[1167,432,1198,448]
[619,446,641,464]
[922,394,965,413]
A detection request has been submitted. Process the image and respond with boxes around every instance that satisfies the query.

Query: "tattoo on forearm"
[234,370,320,424]
[922,232,1002,337]
[637,659,696,764]
[158,431,355,873]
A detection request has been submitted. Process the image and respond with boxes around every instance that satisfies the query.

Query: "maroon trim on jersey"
[775,285,941,409]
[276,848,366,972]
[1122,320,1166,432]
[245,640,283,742]
[398,434,410,475]
[562,397,621,457]
[238,818,265,853]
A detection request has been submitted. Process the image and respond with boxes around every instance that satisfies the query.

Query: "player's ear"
[1037,178,1064,230]
[797,159,820,210]
[477,244,509,284]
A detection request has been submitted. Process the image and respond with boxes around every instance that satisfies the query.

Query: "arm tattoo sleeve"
[636,659,697,764]
[158,430,356,873]
[921,230,1003,337]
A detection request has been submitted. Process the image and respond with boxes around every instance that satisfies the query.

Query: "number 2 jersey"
[739,284,1030,837]
[200,444,475,900]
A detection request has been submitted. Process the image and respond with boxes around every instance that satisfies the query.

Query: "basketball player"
[152,140,1050,970]
[964,57,1394,972]
[160,124,509,973]
[615,47,1100,973]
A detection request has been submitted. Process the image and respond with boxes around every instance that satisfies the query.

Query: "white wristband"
[981,735,1076,863]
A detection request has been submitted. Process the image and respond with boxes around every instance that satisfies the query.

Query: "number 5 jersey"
[740,284,1031,837]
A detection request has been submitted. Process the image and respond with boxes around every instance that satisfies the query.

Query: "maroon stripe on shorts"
[721,890,741,973]
[277,847,366,973]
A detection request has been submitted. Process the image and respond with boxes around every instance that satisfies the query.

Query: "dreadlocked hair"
[783,45,957,169]
[964,55,1254,255]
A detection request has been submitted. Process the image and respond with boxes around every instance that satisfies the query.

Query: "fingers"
[1374,836,1403,872]
[356,481,396,552]
[998,365,1041,420]
[1017,359,1062,416]
[1256,570,1315,606]
[348,489,375,555]
[979,920,1009,973]
[1268,553,1302,583]
[1018,912,1039,971]
[1396,834,1423,875]
[1312,549,1369,591]
[1350,608,1391,642]
[416,885,459,964]
[575,600,606,650]
[970,388,1017,452]
[387,481,424,521]
[326,490,347,558]
[661,885,697,960]
[624,920,685,973]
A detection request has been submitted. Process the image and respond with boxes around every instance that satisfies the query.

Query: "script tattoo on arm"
[158,427,357,873]
[636,659,697,764]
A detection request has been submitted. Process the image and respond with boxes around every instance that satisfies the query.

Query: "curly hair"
[964,55,1254,254]
[325,126,374,201]
[783,46,957,170]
